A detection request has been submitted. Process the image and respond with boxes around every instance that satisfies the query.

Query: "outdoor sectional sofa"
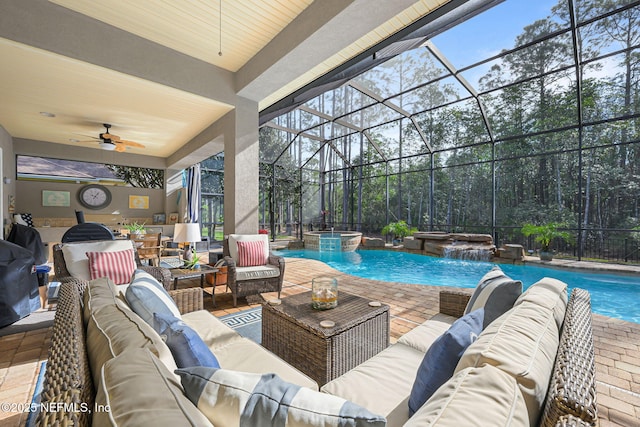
[321,279,598,427]
[37,260,597,426]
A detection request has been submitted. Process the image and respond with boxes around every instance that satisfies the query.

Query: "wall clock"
[78,184,112,210]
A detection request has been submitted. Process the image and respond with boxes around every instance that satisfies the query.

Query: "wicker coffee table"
[262,291,389,386]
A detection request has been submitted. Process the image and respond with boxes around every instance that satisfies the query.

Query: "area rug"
[219,307,262,344]
[25,361,46,427]
[160,258,184,269]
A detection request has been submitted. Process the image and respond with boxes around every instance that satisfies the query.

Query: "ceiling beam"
[237,0,417,103]
[0,0,237,106]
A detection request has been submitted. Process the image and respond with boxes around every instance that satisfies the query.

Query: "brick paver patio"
[1,256,638,426]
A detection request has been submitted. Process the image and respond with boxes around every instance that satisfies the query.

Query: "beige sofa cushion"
[397,313,456,353]
[94,348,213,426]
[61,240,136,281]
[86,300,177,385]
[514,277,567,330]
[182,309,318,391]
[214,338,319,391]
[456,281,562,426]
[82,277,129,325]
[181,309,245,350]
[404,365,529,426]
[321,343,425,427]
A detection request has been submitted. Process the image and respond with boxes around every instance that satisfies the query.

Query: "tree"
[105,165,163,189]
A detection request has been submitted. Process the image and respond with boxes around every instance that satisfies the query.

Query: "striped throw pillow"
[125,270,181,326]
[176,367,386,427]
[236,240,266,267]
[86,249,136,285]
[464,266,522,328]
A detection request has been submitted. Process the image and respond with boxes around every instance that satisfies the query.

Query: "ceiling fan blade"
[115,144,126,152]
[102,132,121,141]
[117,139,145,148]
[74,133,100,140]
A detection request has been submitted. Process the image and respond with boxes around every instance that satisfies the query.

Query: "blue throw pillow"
[408,308,484,416]
[125,269,181,326]
[153,313,220,369]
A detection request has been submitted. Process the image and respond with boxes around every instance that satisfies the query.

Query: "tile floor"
[1,257,639,426]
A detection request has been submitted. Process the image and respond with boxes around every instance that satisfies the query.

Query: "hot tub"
[303,231,362,252]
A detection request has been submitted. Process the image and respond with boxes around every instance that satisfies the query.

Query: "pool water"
[277,249,640,324]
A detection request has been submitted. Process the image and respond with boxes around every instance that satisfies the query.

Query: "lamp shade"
[173,223,201,243]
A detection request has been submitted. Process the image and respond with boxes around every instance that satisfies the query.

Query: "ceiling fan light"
[99,141,116,151]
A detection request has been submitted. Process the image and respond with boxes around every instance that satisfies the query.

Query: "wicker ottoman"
[262,291,390,386]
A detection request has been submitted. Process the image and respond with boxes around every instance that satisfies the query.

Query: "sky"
[431,0,561,70]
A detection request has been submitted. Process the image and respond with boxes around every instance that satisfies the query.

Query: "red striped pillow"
[86,249,137,285]
[236,240,266,267]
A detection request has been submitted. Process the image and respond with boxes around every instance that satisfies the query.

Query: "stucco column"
[224,97,259,235]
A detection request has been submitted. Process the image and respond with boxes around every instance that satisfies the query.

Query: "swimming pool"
[276,249,640,324]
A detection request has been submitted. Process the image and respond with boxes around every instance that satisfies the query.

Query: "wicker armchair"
[53,240,172,291]
[223,234,284,306]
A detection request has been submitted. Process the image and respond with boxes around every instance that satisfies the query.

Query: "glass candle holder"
[311,277,338,310]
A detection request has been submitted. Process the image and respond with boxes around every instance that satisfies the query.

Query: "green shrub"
[382,220,417,240]
[521,222,573,252]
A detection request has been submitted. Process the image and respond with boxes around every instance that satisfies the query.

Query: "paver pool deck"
[0,255,638,426]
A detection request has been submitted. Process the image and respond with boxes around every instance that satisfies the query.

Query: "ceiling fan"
[76,123,146,152]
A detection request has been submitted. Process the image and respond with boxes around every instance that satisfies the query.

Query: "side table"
[169,265,217,290]
[262,291,389,386]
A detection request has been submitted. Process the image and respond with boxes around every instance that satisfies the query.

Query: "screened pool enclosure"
[257,0,640,263]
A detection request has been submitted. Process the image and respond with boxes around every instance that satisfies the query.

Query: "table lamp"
[173,223,201,262]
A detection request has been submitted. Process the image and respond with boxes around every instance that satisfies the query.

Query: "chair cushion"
[228,234,269,264]
[464,266,522,328]
[86,248,137,285]
[236,265,280,281]
[177,367,386,427]
[408,308,484,416]
[153,313,220,369]
[405,365,529,426]
[61,240,136,281]
[94,348,213,427]
[125,269,182,325]
[236,240,267,266]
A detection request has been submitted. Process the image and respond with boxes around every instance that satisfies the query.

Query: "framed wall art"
[153,213,166,224]
[128,195,149,209]
[42,190,71,207]
[168,212,179,224]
